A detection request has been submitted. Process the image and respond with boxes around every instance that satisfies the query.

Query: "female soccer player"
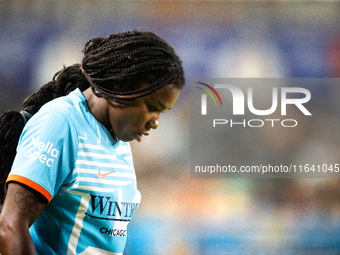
[0,30,185,254]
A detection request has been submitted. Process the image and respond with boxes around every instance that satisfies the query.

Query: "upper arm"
[0,182,47,254]
[8,108,78,201]
[1,182,46,228]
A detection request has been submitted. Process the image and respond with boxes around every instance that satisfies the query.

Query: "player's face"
[107,84,180,142]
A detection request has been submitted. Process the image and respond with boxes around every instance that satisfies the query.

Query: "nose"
[147,115,160,130]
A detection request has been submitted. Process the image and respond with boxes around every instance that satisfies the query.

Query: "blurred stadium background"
[2,0,340,254]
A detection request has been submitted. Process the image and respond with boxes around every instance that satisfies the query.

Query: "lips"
[136,132,149,142]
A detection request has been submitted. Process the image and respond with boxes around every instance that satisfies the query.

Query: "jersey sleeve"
[7,108,78,203]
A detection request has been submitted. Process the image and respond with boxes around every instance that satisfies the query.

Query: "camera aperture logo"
[196,82,223,115]
[196,82,312,128]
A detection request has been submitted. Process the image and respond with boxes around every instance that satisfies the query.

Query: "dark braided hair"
[81,30,184,101]
[0,30,185,204]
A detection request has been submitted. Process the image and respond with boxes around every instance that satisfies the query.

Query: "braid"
[0,64,89,204]
[22,65,89,115]
[0,111,24,204]
[81,30,185,102]
[93,70,176,101]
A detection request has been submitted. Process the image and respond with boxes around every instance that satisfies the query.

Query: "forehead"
[147,84,180,108]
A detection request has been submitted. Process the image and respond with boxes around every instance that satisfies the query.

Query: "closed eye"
[149,105,159,112]
[148,98,171,113]
[149,105,166,114]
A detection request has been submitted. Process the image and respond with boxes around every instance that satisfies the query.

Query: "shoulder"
[29,89,87,125]
[20,90,87,142]
[40,89,86,116]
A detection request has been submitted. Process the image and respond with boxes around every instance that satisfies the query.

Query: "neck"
[82,88,111,130]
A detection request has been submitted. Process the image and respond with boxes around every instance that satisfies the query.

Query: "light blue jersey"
[7,89,141,254]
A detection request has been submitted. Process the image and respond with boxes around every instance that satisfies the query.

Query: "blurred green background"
[1,1,340,254]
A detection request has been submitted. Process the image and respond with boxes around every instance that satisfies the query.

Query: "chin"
[118,136,133,142]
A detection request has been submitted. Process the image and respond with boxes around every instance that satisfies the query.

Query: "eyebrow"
[151,98,172,110]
